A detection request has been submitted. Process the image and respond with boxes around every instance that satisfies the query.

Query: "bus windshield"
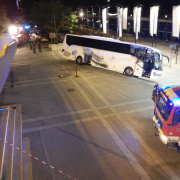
[157,93,172,121]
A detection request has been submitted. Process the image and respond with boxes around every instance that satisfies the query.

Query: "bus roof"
[66,34,161,53]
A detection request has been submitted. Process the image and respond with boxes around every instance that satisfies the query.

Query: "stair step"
[0,105,32,180]
[3,109,15,180]
[22,137,33,180]
[0,108,9,180]
[13,105,23,180]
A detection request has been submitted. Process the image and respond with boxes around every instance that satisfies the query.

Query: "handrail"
[162,55,169,63]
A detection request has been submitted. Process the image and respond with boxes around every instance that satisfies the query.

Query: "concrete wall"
[0,34,17,94]
[0,33,14,53]
[51,43,63,51]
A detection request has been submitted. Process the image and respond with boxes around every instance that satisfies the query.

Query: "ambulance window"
[157,96,171,121]
[173,108,180,123]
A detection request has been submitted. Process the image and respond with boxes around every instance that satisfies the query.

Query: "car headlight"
[161,134,168,142]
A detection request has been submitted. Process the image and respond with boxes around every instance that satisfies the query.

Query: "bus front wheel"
[124,67,133,76]
[76,56,82,65]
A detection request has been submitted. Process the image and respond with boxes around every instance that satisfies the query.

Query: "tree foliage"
[31,0,77,43]
[0,4,10,33]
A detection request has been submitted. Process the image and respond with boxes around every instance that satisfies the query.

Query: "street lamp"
[79,11,84,31]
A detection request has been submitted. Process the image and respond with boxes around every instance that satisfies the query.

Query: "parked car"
[40,34,48,42]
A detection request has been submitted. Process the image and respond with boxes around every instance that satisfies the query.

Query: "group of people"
[30,41,42,53]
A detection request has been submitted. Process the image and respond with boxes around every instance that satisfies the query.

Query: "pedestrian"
[38,40,42,52]
[33,41,36,53]
[30,41,32,50]
[175,43,179,54]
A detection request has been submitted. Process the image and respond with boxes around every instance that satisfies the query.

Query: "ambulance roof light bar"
[172,98,180,106]
[161,85,173,90]
[161,84,180,90]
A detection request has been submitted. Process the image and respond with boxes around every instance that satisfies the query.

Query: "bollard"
[75,63,78,77]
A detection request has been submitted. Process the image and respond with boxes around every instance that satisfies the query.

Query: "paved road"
[1,41,180,180]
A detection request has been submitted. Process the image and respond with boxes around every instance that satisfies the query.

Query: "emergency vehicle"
[152,84,180,146]
[8,25,29,46]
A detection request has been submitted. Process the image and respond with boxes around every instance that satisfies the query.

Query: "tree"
[31,0,77,44]
[0,4,10,33]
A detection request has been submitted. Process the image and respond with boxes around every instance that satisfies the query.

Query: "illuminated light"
[156,119,158,122]
[158,123,160,127]
[161,84,173,90]
[24,25,30,29]
[172,98,180,106]
[161,134,168,142]
[19,27,23,31]
[80,12,83,17]
[9,26,17,34]
[11,35,15,39]
[130,14,132,16]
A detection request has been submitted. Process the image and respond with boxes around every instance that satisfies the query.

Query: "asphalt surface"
[1,37,180,180]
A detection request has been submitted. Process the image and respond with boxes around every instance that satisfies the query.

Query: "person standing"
[175,43,179,54]
[33,41,36,53]
[30,41,32,50]
[38,40,42,52]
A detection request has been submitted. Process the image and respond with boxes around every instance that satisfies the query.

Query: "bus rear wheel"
[76,56,82,65]
[124,67,133,76]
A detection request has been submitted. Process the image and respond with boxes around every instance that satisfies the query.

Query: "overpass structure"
[0,34,17,94]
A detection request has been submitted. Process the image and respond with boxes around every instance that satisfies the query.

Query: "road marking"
[51,52,59,60]
[78,72,180,180]
[39,131,57,180]
[11,60,57,66]
[22,99,151,124]
[70,74,152,180]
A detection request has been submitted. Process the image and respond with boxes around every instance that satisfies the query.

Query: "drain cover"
[67,88,75,92]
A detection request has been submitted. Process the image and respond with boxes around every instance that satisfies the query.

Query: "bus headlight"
[161,134,168,142]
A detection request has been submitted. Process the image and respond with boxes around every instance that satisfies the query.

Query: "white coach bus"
[62,34,168,79]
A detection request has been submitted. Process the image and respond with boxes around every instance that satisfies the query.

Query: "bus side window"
[100,41,109,51]
[109,42,119,52]
[120,44,130,54]
[130,48,135,55]
[173,109,180,123]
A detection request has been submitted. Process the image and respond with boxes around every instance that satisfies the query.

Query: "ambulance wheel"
[124,67,133,76]
[76,56,82,65]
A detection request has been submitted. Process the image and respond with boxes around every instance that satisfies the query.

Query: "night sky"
[1,0,180,22]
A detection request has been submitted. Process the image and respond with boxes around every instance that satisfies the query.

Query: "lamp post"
[172,5,180,64]
[80,11,84,31]
[92,7,96,34]
[99,6,101,33]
